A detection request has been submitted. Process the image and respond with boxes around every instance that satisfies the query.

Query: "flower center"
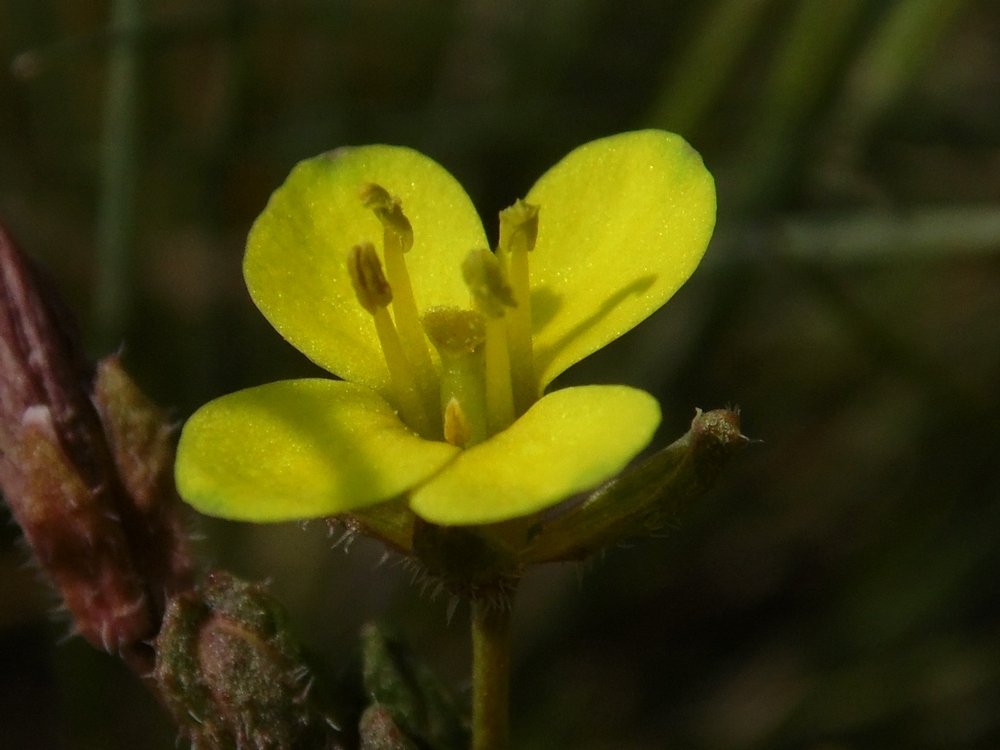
[349,184,539,446]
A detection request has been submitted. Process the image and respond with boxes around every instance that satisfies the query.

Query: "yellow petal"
[526,130,716,390]
[175,379,459,522]
[409,385,660,525]
[245,146,488,396]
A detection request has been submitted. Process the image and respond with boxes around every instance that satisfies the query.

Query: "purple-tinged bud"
[0,220,193,674]
[359,704,419,750]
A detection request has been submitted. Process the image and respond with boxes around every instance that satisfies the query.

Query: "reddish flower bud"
[0,220,193,674]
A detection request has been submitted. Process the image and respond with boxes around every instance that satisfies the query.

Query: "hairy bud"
[155,571,345,750]
[0,220,193,674]
[359,704,419,750]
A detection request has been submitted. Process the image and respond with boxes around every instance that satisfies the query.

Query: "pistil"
[361,184,441,437]
[348,243,434,438]
[462,248,516,435]
[498,199,539,416]
[423,307,488,448]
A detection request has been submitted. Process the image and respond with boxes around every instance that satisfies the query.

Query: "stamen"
[361,183,441,437]
[462,248,516,435]
[423,307,488,447]
[498,199,539,416]
[443,398,472,448]
[348,244,434,438]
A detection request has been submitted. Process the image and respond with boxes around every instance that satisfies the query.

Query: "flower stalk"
[471,597,514,750]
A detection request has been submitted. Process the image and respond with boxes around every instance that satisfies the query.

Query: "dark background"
[2,0,1000,747]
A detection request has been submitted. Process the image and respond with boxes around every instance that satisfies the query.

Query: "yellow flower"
[175,130,715,527]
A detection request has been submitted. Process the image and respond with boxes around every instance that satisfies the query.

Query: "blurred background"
[2,0,1000,747]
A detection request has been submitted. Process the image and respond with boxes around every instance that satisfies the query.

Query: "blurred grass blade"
[734,0,867,210]
[647,0,777,138]
[93,0,144,350]
[819,0,969,174]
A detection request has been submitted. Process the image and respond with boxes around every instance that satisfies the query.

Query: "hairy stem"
[471,595,514,750]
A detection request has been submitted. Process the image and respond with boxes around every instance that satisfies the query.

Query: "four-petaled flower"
[175,130,715,527]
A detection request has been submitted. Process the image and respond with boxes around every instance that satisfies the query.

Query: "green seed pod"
[521,408,748,563]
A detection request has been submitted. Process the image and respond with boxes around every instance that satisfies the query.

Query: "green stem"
[471,597,514,750]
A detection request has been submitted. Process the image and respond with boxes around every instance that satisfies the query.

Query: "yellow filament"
[483,315,515,435]
[372,307,434,438]
[362,184,441,437]
[348,243,433,438]
[499,200,539,416]
[462,249,516,435]
[506,248,532,413]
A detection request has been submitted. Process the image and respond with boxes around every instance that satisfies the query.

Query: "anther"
[360,184,413,252]
[499,199,539,417]
[498,199,539,257]
[462,248,517,318]
[347,243,393,312]
[443,398,472,448]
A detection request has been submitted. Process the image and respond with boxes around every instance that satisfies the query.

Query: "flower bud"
[155,570,345,750]
[361,622,467,750]
[359,704,420,750]
[0,220,193,673]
